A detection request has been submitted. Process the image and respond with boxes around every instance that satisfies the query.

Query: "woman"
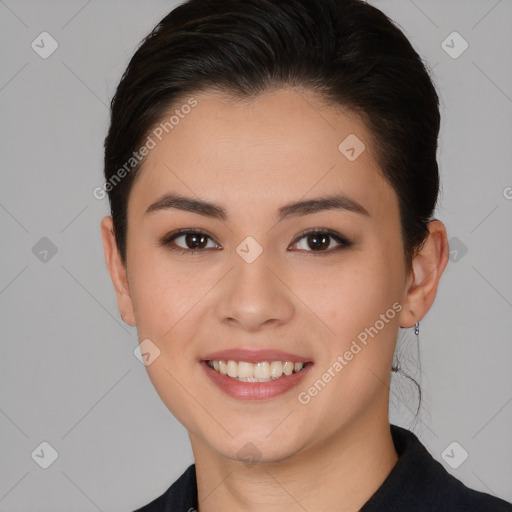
[100,0,512,510]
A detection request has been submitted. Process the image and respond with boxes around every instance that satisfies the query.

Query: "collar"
[154,424,510,511]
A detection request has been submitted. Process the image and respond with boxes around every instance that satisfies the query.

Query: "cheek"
[288,248,401,343]
[290,254,401,415]
[127,250,227,369]
[292,253,403,413]
[126,254,209,424]
[128,249,195,339]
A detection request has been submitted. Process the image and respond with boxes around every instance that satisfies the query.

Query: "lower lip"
[200,361,313,401]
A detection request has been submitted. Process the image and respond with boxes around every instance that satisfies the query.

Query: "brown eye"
[305,232,330,251]
[161,229,220,254]
[291,229,352,253]
[178,232,209,250]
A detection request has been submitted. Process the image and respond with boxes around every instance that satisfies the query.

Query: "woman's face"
[113,88,416,462]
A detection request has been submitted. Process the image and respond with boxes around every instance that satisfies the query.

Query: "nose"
[214,249,295,332]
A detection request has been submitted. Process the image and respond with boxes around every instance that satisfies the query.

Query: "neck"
[190,412,398,512]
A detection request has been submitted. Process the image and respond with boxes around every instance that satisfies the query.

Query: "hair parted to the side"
[104,0,440,270]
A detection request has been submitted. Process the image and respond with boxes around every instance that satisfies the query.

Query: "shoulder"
[438,468,512,511]
[131,463,197,512]
[362,425,512,511]
[460,485,512,511]
[436,455,512,511]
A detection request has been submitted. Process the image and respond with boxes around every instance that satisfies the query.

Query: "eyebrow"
[144,192,370,221]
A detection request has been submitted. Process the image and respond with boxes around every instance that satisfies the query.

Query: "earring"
[414,321,421,378]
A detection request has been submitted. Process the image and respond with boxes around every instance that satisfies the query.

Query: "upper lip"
[201,349,312,364]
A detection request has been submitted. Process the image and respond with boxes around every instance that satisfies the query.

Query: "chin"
[209,430,303,465]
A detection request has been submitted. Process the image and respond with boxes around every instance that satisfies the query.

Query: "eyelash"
[159,228,353,256]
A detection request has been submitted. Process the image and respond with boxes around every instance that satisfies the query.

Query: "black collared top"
[133,424,512,511]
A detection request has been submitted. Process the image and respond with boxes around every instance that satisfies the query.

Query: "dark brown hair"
[103,0,440,273]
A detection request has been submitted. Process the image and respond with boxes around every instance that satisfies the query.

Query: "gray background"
[0,0,511,510]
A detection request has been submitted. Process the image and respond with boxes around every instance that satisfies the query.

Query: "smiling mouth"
[205,359,313,382]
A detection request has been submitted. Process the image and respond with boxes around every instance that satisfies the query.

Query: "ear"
[100,215,136,326]
[399,220,449,328]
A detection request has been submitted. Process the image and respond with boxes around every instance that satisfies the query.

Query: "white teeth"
[227,360,238,378]
[254,362,270,379]
[283,361,294,375]
[238,361,253,379]
[270,361,282,379]
[206,360,306,381]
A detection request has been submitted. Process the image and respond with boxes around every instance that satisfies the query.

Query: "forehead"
[128,88,397,221]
